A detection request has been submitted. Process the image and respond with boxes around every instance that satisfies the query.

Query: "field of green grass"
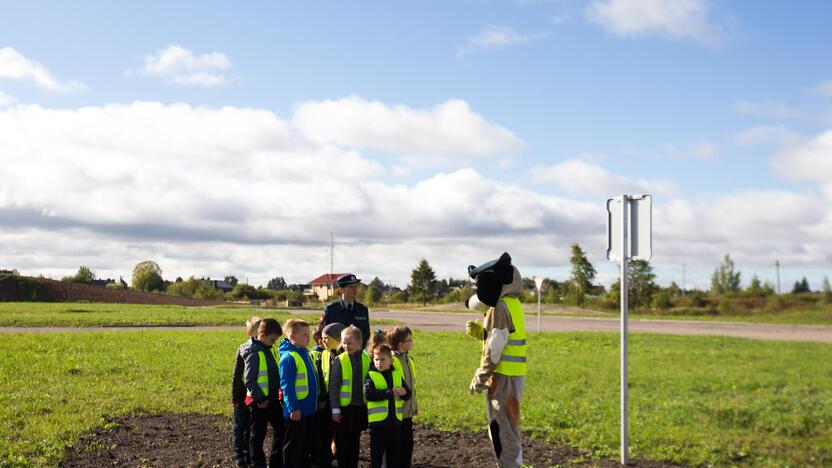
[0,303,322,327]
[1,330,830,467]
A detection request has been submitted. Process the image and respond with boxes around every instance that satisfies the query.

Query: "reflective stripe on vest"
[495,296,527,376]
[288,350,314,400]
[392,352,416,384]
[321,349,332,388]
[339,350,370,407]
[367,369,404,423]
[247,350,270,397]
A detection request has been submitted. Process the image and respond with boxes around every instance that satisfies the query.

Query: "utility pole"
[330,232,335,298]
[775,259,781,295]
[681,256,687,296]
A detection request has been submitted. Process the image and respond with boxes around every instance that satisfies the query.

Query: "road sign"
[606,194,653,465]
[606,195,652,262]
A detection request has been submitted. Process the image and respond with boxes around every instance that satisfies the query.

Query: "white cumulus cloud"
[530,159,676,196]
[130,45,233,87]
[585,0,726,44]
[0,46,85,93]
[769,130,832,183]
[0,90,15,107]
[293,95,524,157]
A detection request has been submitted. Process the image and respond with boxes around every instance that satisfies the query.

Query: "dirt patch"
[61,414,678,467]
[0,275,223,306]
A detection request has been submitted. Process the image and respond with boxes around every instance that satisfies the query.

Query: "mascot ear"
[474,271,502,307]
[493,252,513,285]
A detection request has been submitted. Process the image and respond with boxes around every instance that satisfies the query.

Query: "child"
[279,319,319,467]
[243,318,284,468]
[364,343,411,468]
[316,322,346,467]
[329,325,370,468]
[387,326,418,468]
[232,316,260,468]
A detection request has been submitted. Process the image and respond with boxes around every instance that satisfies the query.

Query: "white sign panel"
[606,195,652,261]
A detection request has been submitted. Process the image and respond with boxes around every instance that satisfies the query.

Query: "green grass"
[0,303,321,327]
[1,331,830,467]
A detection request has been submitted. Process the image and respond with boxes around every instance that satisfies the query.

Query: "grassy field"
[1,331,830,467]
[0,303,324,327]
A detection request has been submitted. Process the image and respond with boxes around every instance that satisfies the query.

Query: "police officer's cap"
[336,273,361,288]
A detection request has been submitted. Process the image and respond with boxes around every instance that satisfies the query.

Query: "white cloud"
[664,141,718,160]
[0,90,15,107]
[733,100,803,119]
[809,80,832,98]
[530,159,676,196]
[293,95,524,157]
[733,125,800,147]
[769,130,832,182]
[457,26,547,57]
[585,0,726,44]
[0,47,85,93]
[130,45,233,87]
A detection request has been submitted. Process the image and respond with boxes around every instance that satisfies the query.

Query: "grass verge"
[1,331,830,466]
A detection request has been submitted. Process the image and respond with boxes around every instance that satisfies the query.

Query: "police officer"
[321,274,371,348]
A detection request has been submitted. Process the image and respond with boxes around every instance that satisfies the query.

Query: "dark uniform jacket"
[242,338,280,405]
[231,338,254,404]
[323,300,371,347]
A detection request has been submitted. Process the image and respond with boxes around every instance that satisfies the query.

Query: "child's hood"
[278,337,304,354]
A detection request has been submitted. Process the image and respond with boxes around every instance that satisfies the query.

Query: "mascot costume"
[465,252,526,468]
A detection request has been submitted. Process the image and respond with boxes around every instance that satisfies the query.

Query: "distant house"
[306,273,352,301]
[209,279,235,293]
[91,279,116,287]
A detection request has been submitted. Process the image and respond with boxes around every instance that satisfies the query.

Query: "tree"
[132,260,162,278]
[408,259,437,306]
[628,259,657,311]
[364,277,384,304]
[792,277,811,294]
[132,269,164,292]
[267,276,287,291]
[710,254,741,295]
[569,243,596,306]
[822,276,832,303]
[65,266,95,283]
[224,275,239,287]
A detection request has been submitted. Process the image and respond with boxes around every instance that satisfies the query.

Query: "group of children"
[232,316,418,468]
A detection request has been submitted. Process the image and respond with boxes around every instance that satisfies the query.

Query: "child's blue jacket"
[278,338,319,417]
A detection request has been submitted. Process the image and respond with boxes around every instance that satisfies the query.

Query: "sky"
[1,0,831,291]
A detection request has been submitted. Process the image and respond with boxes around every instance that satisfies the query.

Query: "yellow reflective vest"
[339,350,370,407]
[286,350,315,400]
[247,350,271,397]
[495,296,527,376]
[367,369,404,423]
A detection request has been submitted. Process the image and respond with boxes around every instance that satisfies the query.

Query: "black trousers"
[313,409,333,467]
[370,426,402,468]
[401,418,413,468]
[283,414,316,467]
[334,430,361,468]
[232,404,252,465]
[250,402,284,468]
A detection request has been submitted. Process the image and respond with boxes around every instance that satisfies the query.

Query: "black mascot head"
[467,252,513,307]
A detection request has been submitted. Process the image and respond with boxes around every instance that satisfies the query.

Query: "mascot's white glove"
[469,373,488,394]
[466,319,484,341]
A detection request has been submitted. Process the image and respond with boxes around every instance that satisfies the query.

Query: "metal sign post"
[534,276,544,332]
[607,194,652,466]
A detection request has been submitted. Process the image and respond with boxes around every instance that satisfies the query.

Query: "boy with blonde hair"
[329,325,370,468]
[231,316,260,468]
[279,319,319,467]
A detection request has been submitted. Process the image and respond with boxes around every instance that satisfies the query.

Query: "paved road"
[1,310,830,343]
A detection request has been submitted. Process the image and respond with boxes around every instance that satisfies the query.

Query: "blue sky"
[1,0,831,290]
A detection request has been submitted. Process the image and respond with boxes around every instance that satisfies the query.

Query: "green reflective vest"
[321,349,333,388]
[287,350,315,400]
[339,350,370,407]
[495,296,527,376]
[367,369,404,423]
[247,350,271,397]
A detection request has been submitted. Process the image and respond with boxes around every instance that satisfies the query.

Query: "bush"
[764,295,786,313]
[106,282,126,290]
[651,290,672,310]
[132,270,164,292]
[228,284,272,300]
[717,298,737,315]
